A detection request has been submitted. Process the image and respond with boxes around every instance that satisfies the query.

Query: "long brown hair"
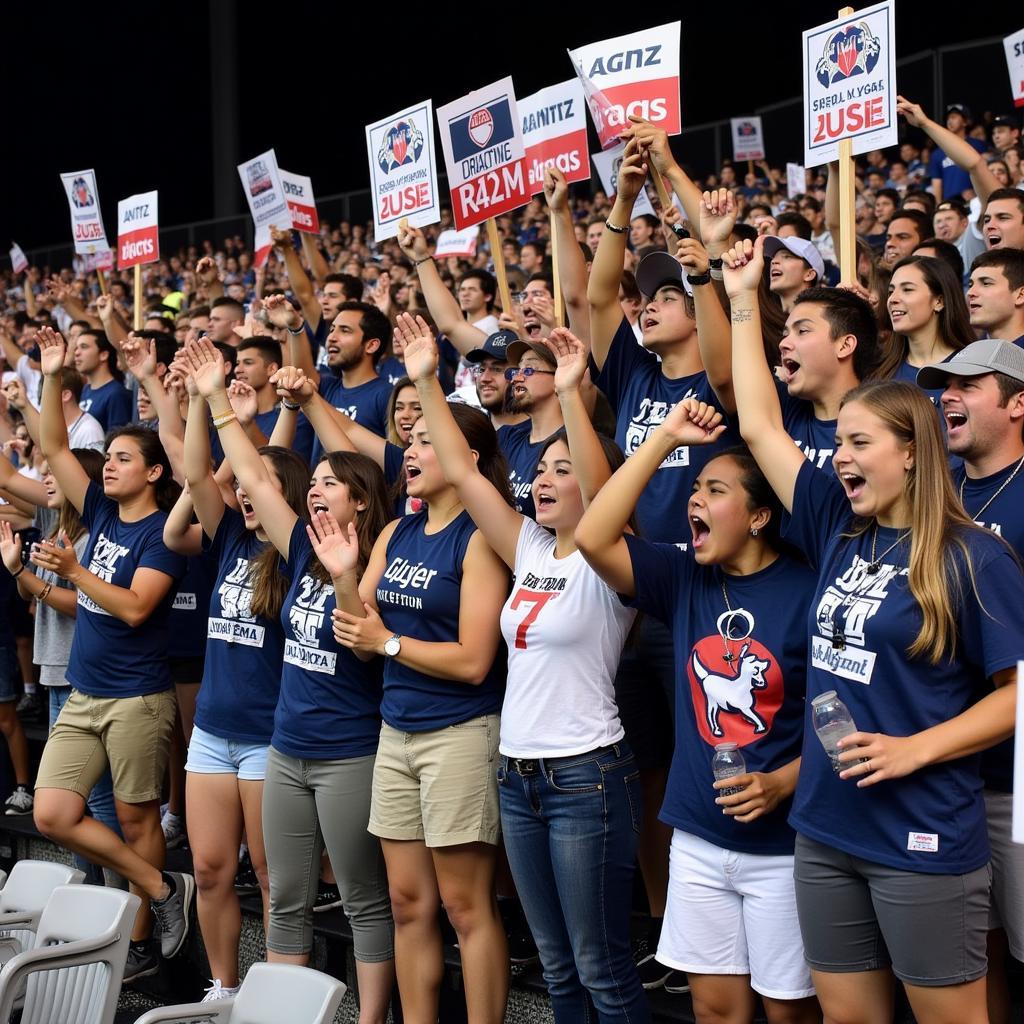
[449,404,514,507]
[55,449,105,544]
[106,425,181,512]
[839,380,990,664]
[248,446,310,620]
[385,377,419,448]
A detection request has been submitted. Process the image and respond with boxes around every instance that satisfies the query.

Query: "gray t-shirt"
[33,532,89,687]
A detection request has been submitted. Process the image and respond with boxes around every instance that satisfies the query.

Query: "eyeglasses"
[504,366,555,381]
[469,363,505,379]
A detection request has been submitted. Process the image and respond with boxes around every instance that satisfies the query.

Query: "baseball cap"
[506,339,556,368]
[946,103,972,121]
[465,328,516,364]
[935,198,968,216]
[916,339,1024,390]
[992,115,1019,130]
[634,251,694,300]
[763,236,826,283]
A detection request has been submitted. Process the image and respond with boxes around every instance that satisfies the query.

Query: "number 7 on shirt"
[509,588,558,650]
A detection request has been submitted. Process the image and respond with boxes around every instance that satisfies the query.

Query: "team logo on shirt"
[687,636,783,747]
[208,558,265,647]
[78,532,130,616]
[624,395,699,469]
[284,575,336,675]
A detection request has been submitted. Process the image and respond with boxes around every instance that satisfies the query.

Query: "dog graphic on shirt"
[691,645,770,737]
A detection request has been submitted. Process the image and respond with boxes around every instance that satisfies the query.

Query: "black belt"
[505,743,623,777]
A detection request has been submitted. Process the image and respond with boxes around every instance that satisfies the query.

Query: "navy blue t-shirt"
[271,522,384,760]
[194,510,288,743]
[927,138,986,199]
[626,535,815,855]
[787,461,1024,873]
[314,373,391,464]
[495,421,541,519]
[80,379,133,432]
[67,482,186,697]
[377,356,406,387]
[592,317,736,543]
[955,458,1024,793]
[778,382,838,475]
[169,555,215,661]
[375,510,504,731]
[252,406,315,466]
[384,442,410,517]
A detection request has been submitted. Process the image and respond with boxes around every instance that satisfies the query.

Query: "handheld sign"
[1004,29,1024,109]
[731,117,765,161]
[592,145,659,219]
[366,101,439,240]
[279,171,320,234]
[434,228,479,260]
[787,163,807,199]
[117,191,159,270]
[437,77,530,231]
[9,244,27,275]
[802,1,897,167]
[568,22,681,151]
[519,80,591,195]
[60,169,109,255]
[237,150,289,266]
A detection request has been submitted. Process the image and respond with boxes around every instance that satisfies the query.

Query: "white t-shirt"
[498,518,635,758]
[16,355,42,411]
[67,411,105,451]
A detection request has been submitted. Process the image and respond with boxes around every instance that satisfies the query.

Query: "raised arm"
[0,448,48,509]
[301,232,329,288]
[182,385,226,540]
[0,521,79,616]
[543,168,589,341]
[623,117,703,233]
[195,257,224,303]
[95,295,129,349]
[264,293,317,381]
[124,334,186,481]
[722,238,805,511]
[399,313,522,569]
[163,487,204,557]
[271,367,370,460]
[4,380,41,448]
[270,228,320,327]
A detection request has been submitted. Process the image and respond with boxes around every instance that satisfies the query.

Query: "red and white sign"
[60,168,109,255]
[9,244,27,275]
[437,77,530,230]
[787,163,807,199]
[279,170,320,234]
[434,228,479,260]
[1004,29,1024,109]
[731,117,765,161]
[237,149,289,266]
[80,250,114,272]
[519,80,591,195]
[116,191,159,270]
[568,22,681,151]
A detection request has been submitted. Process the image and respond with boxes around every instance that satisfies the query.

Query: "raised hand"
[396,219,430,263]
[95,293,116,321]
[35,327,67,377]
[227,380,258,425]
[895,95,928,128]
[182,338,226,398]
[543,166,569,212]
[543,327,588,395]
[615,139,649,203]
[395,312,438,383]
[4,378,27,411]
[658,397,727,448]
[721,236,766,298]
[699,188,737,248]
[270,365,316,406]
[0,521,23,576]
[622,117,679,177]
[307,511,361,580]
[370,272,392,316]
[195,256,220,287]
[44,276,71,304]
[676,237,710,279]
[262,293,303,332]
[270,225,293,249]
[121,332,157,380]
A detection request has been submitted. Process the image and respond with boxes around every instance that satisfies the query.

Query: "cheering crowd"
[0,95,1023,1024]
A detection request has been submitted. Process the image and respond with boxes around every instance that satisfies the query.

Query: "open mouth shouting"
[690,512,711,550]
[839,472,866,501]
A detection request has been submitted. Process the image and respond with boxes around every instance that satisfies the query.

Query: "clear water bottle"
[712,742,746,796]
[811,690,867,772]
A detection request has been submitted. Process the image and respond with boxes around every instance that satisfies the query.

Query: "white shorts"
[658,829,814,1001]
[986,789,1024,959]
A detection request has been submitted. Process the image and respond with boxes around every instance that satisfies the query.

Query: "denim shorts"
[185,724,270,781]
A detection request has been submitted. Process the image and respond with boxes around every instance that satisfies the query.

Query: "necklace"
[830,527,909,649]
[958,453,1024,523]
[865,525,910,575]
[718,577,755,664]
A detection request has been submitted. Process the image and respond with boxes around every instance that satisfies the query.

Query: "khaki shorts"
[36,688,177,804]
[369,715,500,848]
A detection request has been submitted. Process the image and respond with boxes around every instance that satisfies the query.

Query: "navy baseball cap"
[466,329,516,364]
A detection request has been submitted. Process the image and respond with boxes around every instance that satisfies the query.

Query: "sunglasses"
[504,366,555,381]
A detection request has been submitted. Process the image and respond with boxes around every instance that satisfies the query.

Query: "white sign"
[434,228,479,260]
[787,163,807,199]
[592,145,657,219]
[60,169,109,255]
[802,1,897,166]
[437,77,530,231]
[9,244,27,275]
[1015,659,1024,844]
[279,170,320,234]
[519,80,591,195]
[1004,29,1024,109]
[366,101,440,241]
[237,149,289,265]
[568,22,681,151]
[731,117,765,161]
[116,191,159,270]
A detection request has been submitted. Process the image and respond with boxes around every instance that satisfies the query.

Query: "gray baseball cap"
[763,235,825,284]
[916,339,1024,390]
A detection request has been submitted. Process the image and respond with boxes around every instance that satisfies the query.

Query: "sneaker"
[4,785,33,816]
[151,871,195,959]
[234,851,259,895]
[15,692,41,718]
[313,880,343,912]
[634,941,673,991]
[122,939,159,984]
[161,810,186,849]
[201,978,239,1002]
[664,970,690,994]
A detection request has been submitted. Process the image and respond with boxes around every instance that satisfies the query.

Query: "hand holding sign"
[542,166,569,212]
[676,237,710,278]
[396,219,430,265]
[622,116,678,178]
[395,313,438,384]
[616,141,649,204]
[270,226,294,250]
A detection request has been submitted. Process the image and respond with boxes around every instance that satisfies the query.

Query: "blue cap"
[466,329,517,364]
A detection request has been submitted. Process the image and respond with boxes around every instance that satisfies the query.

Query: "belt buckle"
[513,758,537,775]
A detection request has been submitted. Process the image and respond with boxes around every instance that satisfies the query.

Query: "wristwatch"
[686,269,712,286]
[383,634,402,658]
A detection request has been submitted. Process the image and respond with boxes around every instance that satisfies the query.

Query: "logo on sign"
[246,160,273,197]
[377,118,425,173]
[71,177,94,209]
[737,121,757,136]
[450,98,515,162]
[468,109,494,147]
[815,22,881,87]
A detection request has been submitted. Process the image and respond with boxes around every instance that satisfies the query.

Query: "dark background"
[5,1,1021,251]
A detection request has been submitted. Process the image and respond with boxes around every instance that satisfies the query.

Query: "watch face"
[384,636,401,657]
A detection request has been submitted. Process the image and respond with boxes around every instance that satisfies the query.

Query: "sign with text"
[519,79,591,194]
[568,22,681,150]
[9,244,27,274]
[1004,28,1024,108]
[787,163,807,199]
[434,228,479,259]
[116,191,159,270]
[366,101,440,240]
[802,2,897,166]
[279,170,320,234]
[237,149,288,265]
[437,78,529,230]
[592,145,657,219]
[731,117,765,161]
[60,169,109,255]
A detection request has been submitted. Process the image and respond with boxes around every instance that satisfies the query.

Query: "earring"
[750,527,759,536]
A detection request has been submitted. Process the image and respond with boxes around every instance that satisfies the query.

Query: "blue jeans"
[498,743,651,1024]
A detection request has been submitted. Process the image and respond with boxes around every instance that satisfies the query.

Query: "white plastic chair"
[0,883,140,1024]
[0,860,86,966]
[133,962,347,1024]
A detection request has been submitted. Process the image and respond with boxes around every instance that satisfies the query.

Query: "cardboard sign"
[434,228,479,259]
[518,79,591,194]
[787,163,807,199]
[237,150,289,264]
[279,170,320,234]
[802,1,898,166]
[568,22,681,150]
[9,244,27,274]
[731,117,765,161]
[60,169,109,255]
[81,250,113,272]
[437,78,530,230]
[1004,29,1024,109]
[116,191,159,270]
[366,101,440,241]
[591,145,657,219]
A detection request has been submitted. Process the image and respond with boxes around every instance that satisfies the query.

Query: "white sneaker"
[4,786,33,816]
[201,978,239,1002]
[161,810,185,849]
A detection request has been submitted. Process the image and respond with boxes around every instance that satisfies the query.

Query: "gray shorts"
[794,833,991,987]
[986,789,1024,959]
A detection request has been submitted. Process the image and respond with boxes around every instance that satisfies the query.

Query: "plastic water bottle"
[712,742,746,796]
[811,691,867,772]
